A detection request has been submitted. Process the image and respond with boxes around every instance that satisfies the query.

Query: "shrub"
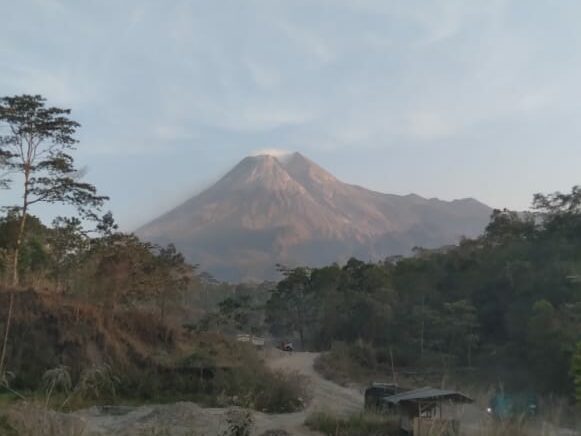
[315,342,380,386]
[248,370,307,413]
[214,364,308,413]
[221,408,253,436]
[115,337,307,413]
[73,364,120,403]
[305,411,398,436]
[0,415,18,436]
[1,403,87,436]
[42,365,72,406]
[472,417,529,436]
[572,342,581,405]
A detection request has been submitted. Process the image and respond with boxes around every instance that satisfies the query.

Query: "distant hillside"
[136,153,492,281]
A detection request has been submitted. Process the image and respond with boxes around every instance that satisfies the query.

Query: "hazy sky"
[2,0,580,230]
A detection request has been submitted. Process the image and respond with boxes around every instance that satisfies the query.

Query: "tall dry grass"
[305,411,399,436]
[1,402,87,436]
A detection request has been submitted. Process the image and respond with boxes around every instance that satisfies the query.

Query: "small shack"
[381,386,473,435]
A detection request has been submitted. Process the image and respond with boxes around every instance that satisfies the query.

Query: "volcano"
[136,153,491,281]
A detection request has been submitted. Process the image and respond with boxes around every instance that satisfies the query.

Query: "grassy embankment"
[0,288,306,434]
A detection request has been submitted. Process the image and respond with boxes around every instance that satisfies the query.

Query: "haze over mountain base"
[137,153,492,281]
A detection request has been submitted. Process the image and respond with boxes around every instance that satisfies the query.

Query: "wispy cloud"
[251,148,292,158]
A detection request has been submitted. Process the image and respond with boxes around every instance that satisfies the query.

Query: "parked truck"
[487,391,538,419]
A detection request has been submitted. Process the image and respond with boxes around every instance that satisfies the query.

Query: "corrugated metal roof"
[382,386,473,404]
[371,382,399,388]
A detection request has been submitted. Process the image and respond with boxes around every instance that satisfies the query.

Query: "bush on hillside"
[305,412,398,436]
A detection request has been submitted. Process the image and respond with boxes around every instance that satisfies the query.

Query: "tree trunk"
[468,340,472,368]
[420,295,425,358]
[0,291,15,379]
[3,198,27,381]
[160,291,167,325]
[11,212,27,287]
[2,167,29,382]
[12,169,30,287]
[389,347,397,386]
[297,299,306,350]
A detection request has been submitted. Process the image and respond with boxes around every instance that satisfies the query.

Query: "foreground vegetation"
[0,289,306,414]
[305,411,398,436]
[0,95,307,421]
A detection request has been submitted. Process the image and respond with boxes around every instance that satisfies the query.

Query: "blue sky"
[2,0,581,230]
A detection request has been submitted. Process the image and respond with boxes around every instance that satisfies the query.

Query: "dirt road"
[251,350,363,435]
[69,351,363,435]
[266,350,363,416]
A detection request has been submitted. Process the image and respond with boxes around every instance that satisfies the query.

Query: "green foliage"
[440,300,479,366]
[221,367,307,413]
[484,209,535,243]
[0,94,307,417]
[152,243,194,323]
[259,431,290,436]
[0,212,50,283]
[0,218,162,301]
[266,266,317,348]
[0,94,107,287]
[74,364,120,402]
[314,342,392,386]
[266,261,394,350]
[305,412,398,436]
[116,334,306,413]
[221,408,253,436]
[60,229,195,322]
[0,95,107,219]
[199,292,266,335]
[0,415,18,436]
[42,365,72,405]
[265,186,581,395]
[47,217,88,290]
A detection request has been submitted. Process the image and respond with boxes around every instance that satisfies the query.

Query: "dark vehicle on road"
[364,382,402,410]
[278,341,294,352]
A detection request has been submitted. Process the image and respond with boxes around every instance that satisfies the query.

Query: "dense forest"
[264,189,581,397]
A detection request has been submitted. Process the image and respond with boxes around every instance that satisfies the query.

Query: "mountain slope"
[137,153,492,281]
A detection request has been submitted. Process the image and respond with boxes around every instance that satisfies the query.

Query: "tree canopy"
[0,94,107,285]
[264,186,581,395]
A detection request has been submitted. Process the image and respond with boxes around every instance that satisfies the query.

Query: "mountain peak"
[213,153,307,194]
[222,152,338,192]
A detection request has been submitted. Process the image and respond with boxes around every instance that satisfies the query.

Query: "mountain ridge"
[137,152,492,281]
